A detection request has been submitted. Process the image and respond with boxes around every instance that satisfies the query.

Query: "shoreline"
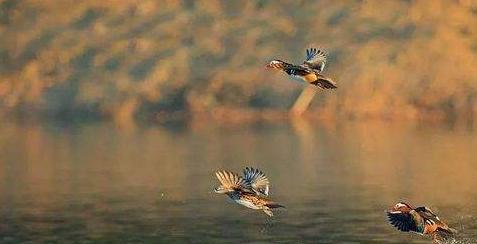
[2,107,476,129]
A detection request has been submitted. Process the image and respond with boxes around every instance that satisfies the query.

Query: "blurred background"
[1,0,477,243]
[1,0,477,124]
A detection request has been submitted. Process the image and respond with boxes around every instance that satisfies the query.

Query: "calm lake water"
[0,119,476,243]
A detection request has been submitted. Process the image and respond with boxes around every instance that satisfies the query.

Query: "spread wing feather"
[215,171,251,191]
[243,167,270,196]
[304,48,327,72]
[387,211,419,233]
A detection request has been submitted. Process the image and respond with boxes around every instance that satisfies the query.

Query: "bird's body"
[226,190,281,216]
[387,202,456,242]
[266,48,337,89]
[214,168,284,217]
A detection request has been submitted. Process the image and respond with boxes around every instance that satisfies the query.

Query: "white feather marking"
[235,199,260,209]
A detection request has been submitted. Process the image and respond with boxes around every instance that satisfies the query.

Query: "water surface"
[0,120,476,243]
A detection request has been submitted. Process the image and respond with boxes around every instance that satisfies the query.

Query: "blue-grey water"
[0,120,476,243]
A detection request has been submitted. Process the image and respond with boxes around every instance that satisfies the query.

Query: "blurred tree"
[0,0,476,122]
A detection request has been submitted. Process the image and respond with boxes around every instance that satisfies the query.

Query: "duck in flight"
[266,48,337,89]
[214,167,284,217]
[387,202,457,242]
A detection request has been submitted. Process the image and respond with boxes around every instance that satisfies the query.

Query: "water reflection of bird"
[266,48,337,89]
[214,167,284,216]
[387,202,457,242]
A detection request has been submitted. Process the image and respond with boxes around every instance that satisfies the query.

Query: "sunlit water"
[0,119,476,243]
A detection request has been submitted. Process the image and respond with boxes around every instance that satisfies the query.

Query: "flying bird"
[386,202,457,242]
[214,167,284,217]
[266,48,337,89]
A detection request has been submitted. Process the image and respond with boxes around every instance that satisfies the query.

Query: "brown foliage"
[1,0,477,121]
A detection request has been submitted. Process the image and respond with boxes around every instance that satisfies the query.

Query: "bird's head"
[265,60,285,69]
[213,185,231,194]
[389,202,414,213]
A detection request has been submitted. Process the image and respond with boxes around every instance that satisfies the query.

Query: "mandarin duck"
[214,167,284,217]
[266,48,337,89]
[387,202,457,242]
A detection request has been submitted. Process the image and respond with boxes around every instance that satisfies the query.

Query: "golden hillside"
[1,0,477,122]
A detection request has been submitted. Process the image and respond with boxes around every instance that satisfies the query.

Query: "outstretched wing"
[243,167,270,196]
[215,171,251,191]
[387,211,419,233]
[303,48,327,72]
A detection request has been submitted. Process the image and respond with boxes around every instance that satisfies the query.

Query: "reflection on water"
[0,119,476,243]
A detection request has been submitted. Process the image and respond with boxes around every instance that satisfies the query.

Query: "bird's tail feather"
[265,202,286,209]
[310,76,337,89]
[433,227,457,242]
